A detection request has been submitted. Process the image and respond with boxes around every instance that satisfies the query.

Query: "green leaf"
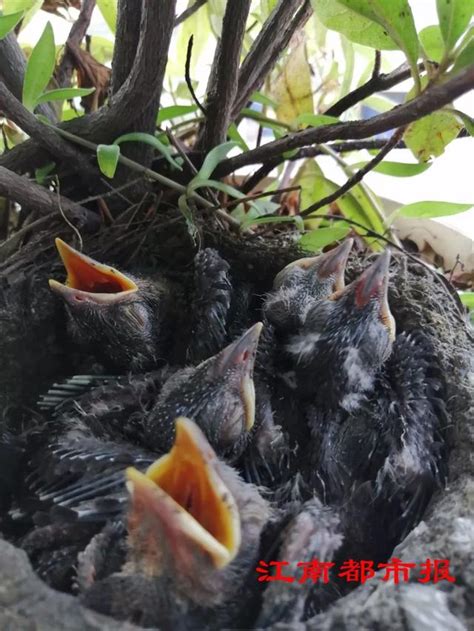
[299,226,351,252]
[114,132,182,171]
[337,0,420,88]
[340,34,355,98]
[250,91,277,108]
[419,25,445,63]
[207,0,226,37]
[365,95,397,112]
[34,161,55,185]
[398,201,472,218]
[293,159,324,226]
[311,0,399,50]
[351,160,432,177]
[452,38,474,74]
[195,141,240,181]
[240,215,305,232]
[459,291,474,323]
[35,87,96,106]
[404,110,463,161]
[451,109,474,136]
[189,178,247,199]
[157,105,198,124]
[22,22,56,112]
[436,0,474,52]
[295,113,340,127]
[227,123,249,151]
[174,1,210,77]
[271,38,314,126]
[97,144,120,178]
[0,11,23,38]
[240,108,289,134]
[302,174,384,250]
[89,35,114,64]
[97,0,117,34]
[178,194,198,244]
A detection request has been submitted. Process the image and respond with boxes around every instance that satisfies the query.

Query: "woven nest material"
[0,213,472,630]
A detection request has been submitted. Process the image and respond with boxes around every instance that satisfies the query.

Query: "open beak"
[274,238,353,291]
[333,250,395,340]
[216,322,263,431]
[49,238,138,305]
[126,417,241,570]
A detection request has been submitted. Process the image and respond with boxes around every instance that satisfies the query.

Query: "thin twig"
[185,36,207,116]
[318,213,468,323]
[0,165,97,228]
[46,122,242,231]
[217,65,474,176]
[56,0,96,88]
[175,0,207,26]
[0,81,96,185]
[220,185,301,210]
[232,0,312,118]
[371,50,382,80]
[325,60,426,119]
[300,127,405,217]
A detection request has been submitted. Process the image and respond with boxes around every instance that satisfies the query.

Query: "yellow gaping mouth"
[126,417,241,569]
[49,238,138,302]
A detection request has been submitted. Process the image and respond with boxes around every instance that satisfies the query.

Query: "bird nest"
[0,212,472,630]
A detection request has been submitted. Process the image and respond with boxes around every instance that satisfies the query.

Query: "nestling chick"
[285,249,395,409]
[80,418,271,629]
[49,238,174,372]
[2,323,264,537]
[263,239,354,332]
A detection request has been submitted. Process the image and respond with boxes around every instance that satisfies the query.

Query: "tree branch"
[232,0,312,118]
[325,60,422,118]
[0,0,177,174]
[300,127,406,217]
[0,81,97,186]
[217,65,474,176]
[175,0,207,26]
[0,166,98,229]
[56,0,96,88]
[196,0,252,152]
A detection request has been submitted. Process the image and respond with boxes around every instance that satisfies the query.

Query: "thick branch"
[175,0,207,26]
[0,82,94,178]
[232,0,312,118]
[0,33,57,122]
[0,0,177,174]
[0,166,97,228]
[218,66,474,176]
[56,0,96,88]
[0,82,97,186]
[300,127,406,217]
[196,0,252,152]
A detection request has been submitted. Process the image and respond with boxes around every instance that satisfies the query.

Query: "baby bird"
[4,323,263,533]
[262,239,354,332]
[79,418,271,630]
[285,249,395,408]
[49,238,174,372]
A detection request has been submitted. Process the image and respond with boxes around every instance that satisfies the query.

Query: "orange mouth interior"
[146,420,236,551]
[55,238,137,294]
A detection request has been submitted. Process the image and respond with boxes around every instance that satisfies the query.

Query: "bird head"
[126,417,268,606]
[151,323,263,460]
[286,250,395,409]
[49,238,168,370]
[263,239,354,331]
